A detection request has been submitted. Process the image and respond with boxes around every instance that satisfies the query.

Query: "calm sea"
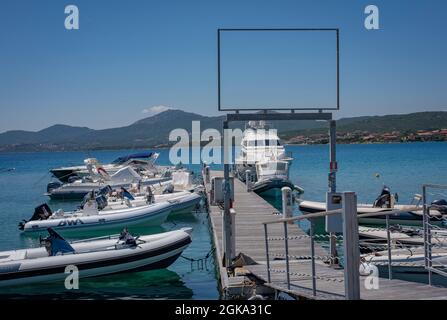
[0,142,446,298]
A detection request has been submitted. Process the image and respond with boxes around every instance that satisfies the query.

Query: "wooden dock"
[205,169,447,300]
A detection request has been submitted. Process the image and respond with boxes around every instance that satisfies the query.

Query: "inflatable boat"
[298,186,447,227]
[106,189,202,216]
[0,227,192,287]
[18,196,172,234]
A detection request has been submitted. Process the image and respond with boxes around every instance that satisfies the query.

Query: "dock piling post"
[283,221,291,290]
[222,120,232,267]
[281,187,293,222]
[342,192,360,300]
[245,170,251,192]
[310,220,317,296]
[264,223,271,283]
[328,120,338,265]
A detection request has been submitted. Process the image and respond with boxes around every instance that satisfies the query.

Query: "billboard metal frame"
[217,28,340,112]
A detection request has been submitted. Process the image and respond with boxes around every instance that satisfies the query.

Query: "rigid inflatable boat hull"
[0,229,191,287]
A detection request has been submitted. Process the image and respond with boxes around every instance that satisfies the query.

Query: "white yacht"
[235,121,301,196]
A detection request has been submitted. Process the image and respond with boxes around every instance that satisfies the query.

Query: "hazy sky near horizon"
[0,0,446,132]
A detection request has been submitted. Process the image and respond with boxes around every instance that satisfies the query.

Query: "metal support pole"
[223,120,232,267]
[342,192,360,300]
[264,224,271,283]
[310,220,317,296]
[205,166,210,184]
[283,222,291,290]
[422,185,433,286]
[386,215,392,280]
[423,185,428,269]
[329,120,338,265]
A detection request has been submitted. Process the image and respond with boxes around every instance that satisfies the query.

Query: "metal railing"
[261,190,446,299]
[423,184,447,285]
[263,198,356,299]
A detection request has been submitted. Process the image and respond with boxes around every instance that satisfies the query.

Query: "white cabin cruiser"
[235,121,301,196]
[50,152,161,183]
[0,228,192,287]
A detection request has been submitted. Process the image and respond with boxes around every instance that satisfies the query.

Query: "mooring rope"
[180,247,216,270]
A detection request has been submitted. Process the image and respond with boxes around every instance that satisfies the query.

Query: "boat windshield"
[259,162,287,172]
[246,140,280,147]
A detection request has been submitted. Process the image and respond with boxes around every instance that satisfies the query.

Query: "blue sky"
[0,0,446,132]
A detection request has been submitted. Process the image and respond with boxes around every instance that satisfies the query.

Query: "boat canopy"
[110,166,141,183]
[112,152,154,165]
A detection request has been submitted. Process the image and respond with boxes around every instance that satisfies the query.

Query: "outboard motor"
[118,228,138,246]
[373,186,392,208]
[163,183,175,194]
[19,203,53,230]
[47,182,62,193]
[431,199,447,215]
[95,195,108,210]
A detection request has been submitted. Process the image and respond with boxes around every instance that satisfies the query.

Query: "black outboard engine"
[118,228,138,246]
[95,195,108,210]
[30,204,52,221]
[19,204,53,230]
[47,182,62,193]
[373,186,392,208]
[431,199,447,215]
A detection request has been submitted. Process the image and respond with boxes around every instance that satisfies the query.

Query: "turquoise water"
[0,142,446,298]
[0,150,219,299]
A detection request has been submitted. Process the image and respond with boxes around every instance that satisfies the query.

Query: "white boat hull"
[22,202,172,234]
[0,228,192,287]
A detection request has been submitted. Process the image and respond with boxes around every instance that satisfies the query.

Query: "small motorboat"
[298,186,447,227]
[46,166,172,200]
[18,194,173,234]
[0,227,192,287]
[50,152,160,182]
[106,186,203,216]
[359,225,447,248]
[361,247,447,287]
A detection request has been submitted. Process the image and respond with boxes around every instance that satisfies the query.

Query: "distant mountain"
[0,125,94,146]
[281,111,447,138]
[0,110,446,152]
